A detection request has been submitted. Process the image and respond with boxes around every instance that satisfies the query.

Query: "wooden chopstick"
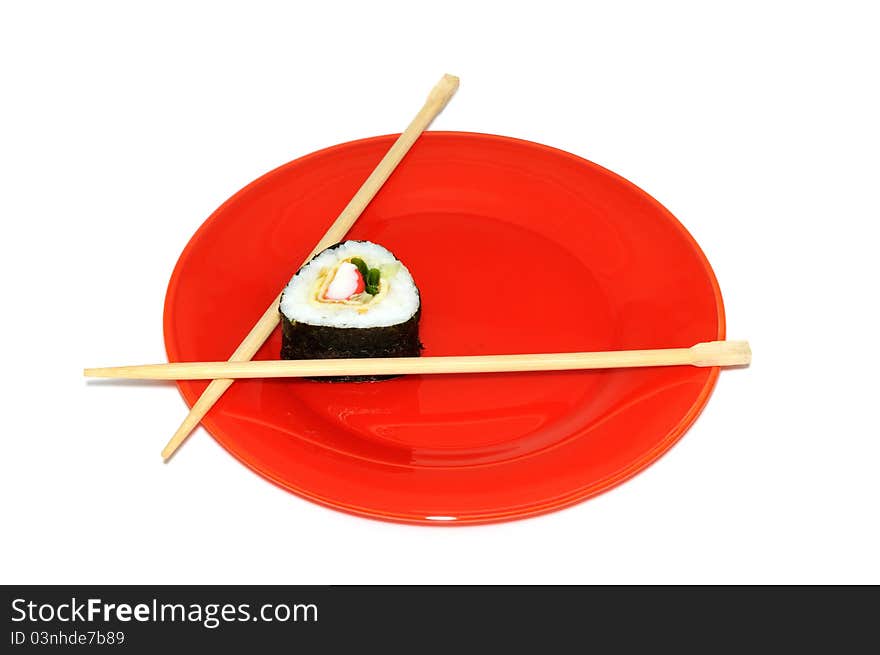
[159,73,460,460]
[86,340,751,380]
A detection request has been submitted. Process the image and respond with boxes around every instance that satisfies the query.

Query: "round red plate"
[164,132,724,525]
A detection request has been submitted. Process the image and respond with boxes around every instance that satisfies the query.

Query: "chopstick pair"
[92,73,749,460]
[85,340,751,380]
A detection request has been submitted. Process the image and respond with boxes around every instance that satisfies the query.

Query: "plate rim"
[163,130,726,525]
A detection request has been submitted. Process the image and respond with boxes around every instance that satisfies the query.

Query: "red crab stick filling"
[323,261,365,300]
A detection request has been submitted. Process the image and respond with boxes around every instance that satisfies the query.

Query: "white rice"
[279,240,420,328]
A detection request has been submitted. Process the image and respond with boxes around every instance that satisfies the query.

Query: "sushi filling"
[312,256,398,312]
[321,261,365,301]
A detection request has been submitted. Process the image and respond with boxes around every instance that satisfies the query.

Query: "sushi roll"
[279,240,422,381]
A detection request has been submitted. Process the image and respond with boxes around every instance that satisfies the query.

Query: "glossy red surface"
[164,132,725,524]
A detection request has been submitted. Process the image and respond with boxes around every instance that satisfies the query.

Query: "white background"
[2,1,878,584]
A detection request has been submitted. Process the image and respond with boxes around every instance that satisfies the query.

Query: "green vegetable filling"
[365,268,381,295]
[349,257,383,296]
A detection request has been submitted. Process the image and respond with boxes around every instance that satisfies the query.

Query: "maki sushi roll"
[279,240,422,381]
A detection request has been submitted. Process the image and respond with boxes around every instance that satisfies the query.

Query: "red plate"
[164,132,724,524]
